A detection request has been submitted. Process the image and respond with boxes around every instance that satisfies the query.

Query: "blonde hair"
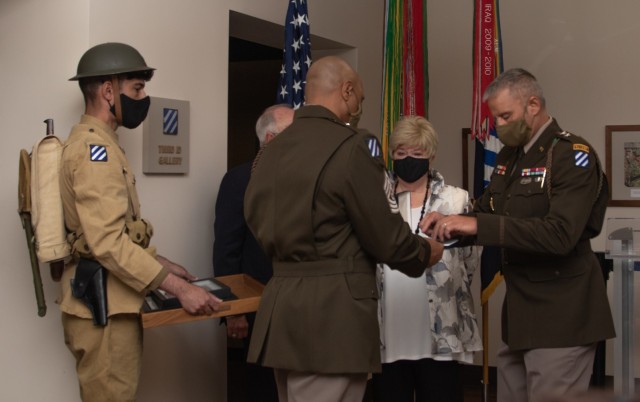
[390,115,438,159]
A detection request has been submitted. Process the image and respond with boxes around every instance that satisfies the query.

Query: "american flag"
[277,0,312,109]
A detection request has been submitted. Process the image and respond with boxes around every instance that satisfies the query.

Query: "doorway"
[227,10,355,171]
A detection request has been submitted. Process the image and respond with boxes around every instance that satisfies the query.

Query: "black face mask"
[393,157,430,183]
[111,94,151,129]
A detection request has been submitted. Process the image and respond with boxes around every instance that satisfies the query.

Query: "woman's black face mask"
[393,156,430,183]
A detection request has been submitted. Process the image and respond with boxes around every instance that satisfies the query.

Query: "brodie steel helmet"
[69,42,155,81]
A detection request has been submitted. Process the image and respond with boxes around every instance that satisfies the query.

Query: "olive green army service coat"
[474,119,615,350]
[244,106,432,373]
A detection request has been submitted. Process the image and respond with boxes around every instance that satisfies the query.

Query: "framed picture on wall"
[605,125,640,207]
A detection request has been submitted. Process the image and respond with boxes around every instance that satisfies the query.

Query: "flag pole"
[473,0,503,395]
[482,302,490,402]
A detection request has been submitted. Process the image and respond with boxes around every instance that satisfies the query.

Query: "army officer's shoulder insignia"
[89,144,108,162]
[574,144,590,168]
[555,130,591,168]
[366,136,382,158]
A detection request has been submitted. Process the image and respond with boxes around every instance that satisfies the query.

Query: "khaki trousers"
[497,340,597,402]
[62,313,142,402]
[274,369,368,402]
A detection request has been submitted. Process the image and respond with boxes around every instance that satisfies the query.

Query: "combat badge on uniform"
[366,137,382,158]
[90,144,108,162]
[573,143,589,168]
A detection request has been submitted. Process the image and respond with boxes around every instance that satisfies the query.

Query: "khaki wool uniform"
[244,105,433,374]
[58,114,168,401]
[473,119,615,350]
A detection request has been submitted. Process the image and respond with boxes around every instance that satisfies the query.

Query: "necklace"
[414,183,429,234]
[395,175,430,234]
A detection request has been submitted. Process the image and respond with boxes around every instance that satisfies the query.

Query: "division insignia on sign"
[90,144,107,162]
[163,108,178,135]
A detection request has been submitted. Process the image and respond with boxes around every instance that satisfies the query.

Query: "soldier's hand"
[157,255,197,281]
[426,238,444,267]
[430,215,478,242]
[159,273,222,315]
[226,315,249,339]
[176,283,222,315]
[419,211,445,237]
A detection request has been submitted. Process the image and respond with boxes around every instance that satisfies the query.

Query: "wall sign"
[143,96,189,174]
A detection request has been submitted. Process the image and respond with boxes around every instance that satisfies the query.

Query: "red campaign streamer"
[472,0,498,141]
[402,0,426,118]
[402,1,411,115]
[411,0,425,117]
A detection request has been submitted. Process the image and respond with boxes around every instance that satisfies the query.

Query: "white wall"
[2,0,639,400]
[0,1,384,401]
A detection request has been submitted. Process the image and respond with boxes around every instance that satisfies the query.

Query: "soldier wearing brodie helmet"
[61,43,222,401]
[70,42,156,129]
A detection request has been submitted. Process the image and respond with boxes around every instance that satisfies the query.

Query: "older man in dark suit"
[213,104,293,402]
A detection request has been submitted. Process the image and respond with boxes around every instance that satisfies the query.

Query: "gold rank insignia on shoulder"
[89,144,108,162]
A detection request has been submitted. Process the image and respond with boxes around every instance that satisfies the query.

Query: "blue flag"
[277,0,312,109]
[474,128,504,305]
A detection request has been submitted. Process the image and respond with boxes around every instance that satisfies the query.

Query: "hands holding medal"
[419,212,478,247]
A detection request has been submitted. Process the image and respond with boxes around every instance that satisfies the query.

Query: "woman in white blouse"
[373,116,482,402]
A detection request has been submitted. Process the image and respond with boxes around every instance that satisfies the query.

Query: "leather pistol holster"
[71,258,108,326]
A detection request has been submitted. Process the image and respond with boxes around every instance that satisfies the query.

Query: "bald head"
[305,56,364,123]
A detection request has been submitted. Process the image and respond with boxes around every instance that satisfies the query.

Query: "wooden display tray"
[141,274,264,329]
